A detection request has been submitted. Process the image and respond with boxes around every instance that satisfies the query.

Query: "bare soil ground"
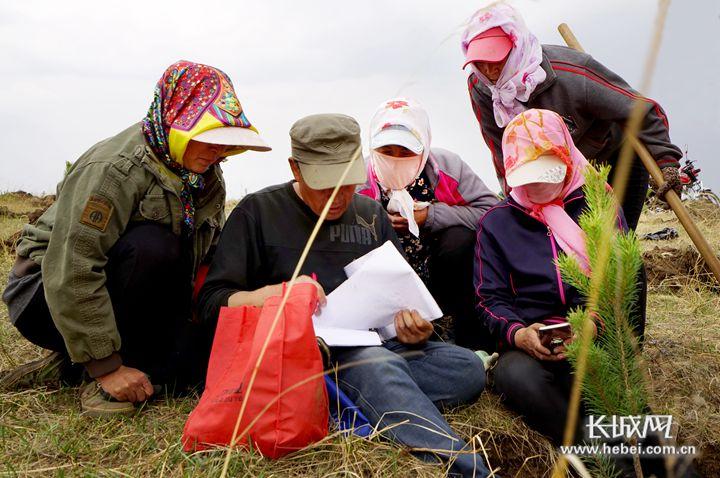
[1,192,718,477]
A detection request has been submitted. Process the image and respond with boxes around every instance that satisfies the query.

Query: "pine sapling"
[557,165,648,477]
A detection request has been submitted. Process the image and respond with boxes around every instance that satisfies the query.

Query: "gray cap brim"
[296,152,367,190]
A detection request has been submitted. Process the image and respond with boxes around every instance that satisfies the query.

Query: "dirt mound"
[0,205,22,218]
[686,199,720,224]
[0,193,55,253]
[26,208,48,224]
[3,230,22,251]
[9,190,34,199]
[449,394,556,477]
[643,246,717,288]
[3,191,55,211]
[25,194,55,211]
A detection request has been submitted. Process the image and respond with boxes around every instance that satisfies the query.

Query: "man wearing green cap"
[197,114,491,477]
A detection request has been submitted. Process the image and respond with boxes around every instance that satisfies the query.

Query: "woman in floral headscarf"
[461,4,683,230]
[474,109,649,450]
[1,61,270,416]
[359,97,498,350]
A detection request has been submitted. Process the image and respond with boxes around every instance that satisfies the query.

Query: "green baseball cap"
[290,113,367,190]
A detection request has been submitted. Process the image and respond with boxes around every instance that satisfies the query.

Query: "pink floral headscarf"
[461,4,547,128]
[503,109,591,273]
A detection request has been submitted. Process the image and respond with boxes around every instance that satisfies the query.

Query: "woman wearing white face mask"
[474,109,649,450]
[359,97,498,350]
[523,181,564,204]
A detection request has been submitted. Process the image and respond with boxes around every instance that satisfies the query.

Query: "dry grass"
[638,200,720,289]
[224,199,240,216]
[638,199,720,477]
[1,192,718,477]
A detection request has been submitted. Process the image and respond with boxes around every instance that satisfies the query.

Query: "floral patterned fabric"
[461,4,547,128]
[504,109,593,273]
[142,60,256,233]
[380,170,436,284]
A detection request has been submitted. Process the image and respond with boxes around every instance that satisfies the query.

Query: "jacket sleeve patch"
[80,195,114,232]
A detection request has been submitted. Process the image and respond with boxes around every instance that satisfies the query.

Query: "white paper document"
[312,241,443,346]
[313,326,383,347]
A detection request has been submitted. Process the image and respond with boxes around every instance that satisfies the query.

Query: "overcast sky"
[1,0,718,198]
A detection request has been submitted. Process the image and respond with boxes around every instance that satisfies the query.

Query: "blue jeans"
[332,340,491,478]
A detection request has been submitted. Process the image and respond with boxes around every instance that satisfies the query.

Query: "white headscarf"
[461,4,547,127]
[369,97,431,237]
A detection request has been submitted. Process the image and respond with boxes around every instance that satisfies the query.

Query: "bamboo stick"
[558,22,720,285]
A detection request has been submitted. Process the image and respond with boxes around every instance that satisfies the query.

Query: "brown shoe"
[0,351,66,391]
[80,382,135,417]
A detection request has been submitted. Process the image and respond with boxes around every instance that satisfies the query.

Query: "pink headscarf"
[461,4,546,128]
[503,109,591,273]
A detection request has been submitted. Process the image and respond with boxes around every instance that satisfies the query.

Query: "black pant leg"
[493,350,581,444]
[10,223,209,390]
[13,284,67,354]
[104,223,199,386]
[167,319,214,393]
[12,223,189,361]
[608,152,649,231]
[429,225,495,351]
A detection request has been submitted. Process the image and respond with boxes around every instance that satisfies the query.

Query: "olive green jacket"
[16,123,226,367]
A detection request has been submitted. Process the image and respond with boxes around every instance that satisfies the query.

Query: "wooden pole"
[558,22,720,285]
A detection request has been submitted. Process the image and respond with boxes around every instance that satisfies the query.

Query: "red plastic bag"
[182,283,328,458]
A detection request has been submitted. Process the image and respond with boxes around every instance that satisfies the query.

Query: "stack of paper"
[312,241,443,346]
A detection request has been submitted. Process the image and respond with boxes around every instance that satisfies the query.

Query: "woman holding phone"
[473,108,647,445]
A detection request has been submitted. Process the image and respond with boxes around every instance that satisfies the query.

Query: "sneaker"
[80,382,135,417]
[0,351,66,391]
[475,350,499,371]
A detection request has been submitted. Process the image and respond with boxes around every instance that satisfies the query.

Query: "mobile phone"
[538,322,572,353]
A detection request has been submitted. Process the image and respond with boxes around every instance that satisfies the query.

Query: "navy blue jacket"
[474,188,626,347]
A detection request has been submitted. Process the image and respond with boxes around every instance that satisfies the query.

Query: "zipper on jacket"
[547,226,567,305]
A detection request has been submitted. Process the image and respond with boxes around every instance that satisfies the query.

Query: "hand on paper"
[394,309,433,345]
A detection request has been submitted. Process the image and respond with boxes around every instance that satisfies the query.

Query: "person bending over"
[198,113,491,478]
[462,4,683,229]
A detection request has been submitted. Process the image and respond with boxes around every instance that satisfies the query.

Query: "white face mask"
[373,152,423,190]
[523,181,564,204]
